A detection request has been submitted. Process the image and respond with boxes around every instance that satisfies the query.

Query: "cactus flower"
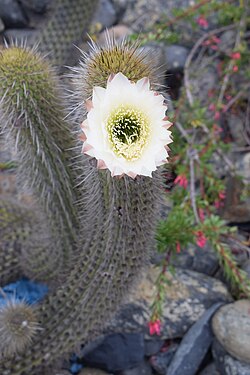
[80,72,172,178]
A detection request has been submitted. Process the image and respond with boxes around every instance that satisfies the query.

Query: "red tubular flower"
[231,52,241,60]
[197,15,209,28]
[174,174,188,189]
[176,241,181,253]
[195,231,207,248]
[148,319,161,336]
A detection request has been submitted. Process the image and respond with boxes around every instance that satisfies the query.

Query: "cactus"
[0,2,172,374]
[0,197,59,283]
[0,299,40,359]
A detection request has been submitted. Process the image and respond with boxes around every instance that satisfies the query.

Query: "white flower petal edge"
[80,72,173,178]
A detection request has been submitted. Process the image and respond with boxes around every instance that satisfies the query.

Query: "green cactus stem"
[0,197,63,283]
[38,0,99,67]
[0,37,169,373]
[0,46,78,277]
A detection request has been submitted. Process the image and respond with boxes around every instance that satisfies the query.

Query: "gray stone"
[19,0,51,14]
[219,30,237,53]
[221,153,250,223]
[227,113,248,147]
[198,362,221,375]
[79,369,110,375]
[167,303,223,375]
[212,339,250,375]
[81,333,144,372]
[150,342,178,374]
[190,62,218,104]
[92,0,117,30]
[144,339,164,356]
[140,42,167,80]
[105,267,231,340]
[0,17,5,32]
[0,0,29,28]
[120,0,199,33]
[164,45,189,73]
[171,243,219,276]
[120,360,152,375]
[212,300,250,364]
[3,28,38,45]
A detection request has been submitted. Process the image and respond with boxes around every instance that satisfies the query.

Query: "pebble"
[92,0,117,30]
[150,342,178,374]
[0,17,5,32]
[119,360,152,375]
[212,300,250,364]
[79,369,110,375]
[81,333,144,373]
[105,267,231,340]
[198,362,220,375]
[171,243,219,276]
[144,339,164,356]
[19,0,51,14]
[0,0,29,28]
[212,339,250,375]
[227,113,248,147]
[167,303,223,375]
[164,45,189,73]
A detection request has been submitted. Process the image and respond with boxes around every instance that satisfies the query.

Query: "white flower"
[80,72,172,178]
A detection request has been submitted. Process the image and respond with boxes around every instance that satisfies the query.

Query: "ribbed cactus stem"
[38,0,99,67]
[0,168,162,374]
[0,197,62,283]
[0,46,78,276]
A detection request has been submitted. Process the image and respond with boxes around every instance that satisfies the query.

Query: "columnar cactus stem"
[0,197,62,283]
[0,47,78,277]
[0,168,162,374]
[38,0,99,67]
[0,35,172,373]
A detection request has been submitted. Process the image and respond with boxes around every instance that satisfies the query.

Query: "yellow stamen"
[106,106,150,161]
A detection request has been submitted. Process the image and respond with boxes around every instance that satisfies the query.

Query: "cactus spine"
[0,12,170,375]
[0,46,79,279]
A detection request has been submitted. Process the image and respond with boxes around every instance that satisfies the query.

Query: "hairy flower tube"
[80,72,172,178]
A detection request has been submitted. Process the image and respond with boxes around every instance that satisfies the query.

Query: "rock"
[167,303,223,375]
[0,0,29,28]
[222,176,250,223]
[164,45,189,73]
[19,0,51,14]
[144,339,164,356]
[81,333,144,372]
[212,339,250,375]
[150,342,178,374]
[79,369,110,375]
[242,259,250,279]
[92,0,117,30]
[98,25,132,45]
[212,300,250,364]
[227,113,248,147]
[119,360,152,375]
[0,17,5,32]
[120,0,196,33]
[198,362,220,375]
[3,28,38,45]
[235,152,250,184]
[220,152,250,223]
[219,30,237,53]
[190,62,218,104]
[170,243,219,276]
[105,267,231,340]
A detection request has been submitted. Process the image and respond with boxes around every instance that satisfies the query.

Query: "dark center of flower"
[112,111,141,144]
[106,106,150,161]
